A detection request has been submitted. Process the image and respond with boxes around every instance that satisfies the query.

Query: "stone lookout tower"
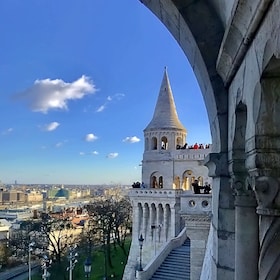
[123,68,211,280]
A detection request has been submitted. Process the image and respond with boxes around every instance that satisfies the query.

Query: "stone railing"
[144,148,211,161]
[129,188,182,198]
[180,191,212,215]
[136,227,187,280]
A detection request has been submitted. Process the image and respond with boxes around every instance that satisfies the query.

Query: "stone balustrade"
[129,188,182,198]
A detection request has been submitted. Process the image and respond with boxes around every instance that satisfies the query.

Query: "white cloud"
[106,152,118,159]
[16,75,96,113]
[114,93,125,100]
[79,152,85,156]
[96,93,125,113]
[96,105,106,112]
[122,136,140,143]
[2,128,13,135]
[55,142,63,148]
[91,151,99,155]
[85,133,98,142]
[42,122,60,131]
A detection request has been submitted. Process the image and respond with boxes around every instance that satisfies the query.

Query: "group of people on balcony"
[176,143,211,150]
[132,180,211,194]
[192,180,211,194]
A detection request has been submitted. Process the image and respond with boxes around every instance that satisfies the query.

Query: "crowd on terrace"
[176,143,211,150]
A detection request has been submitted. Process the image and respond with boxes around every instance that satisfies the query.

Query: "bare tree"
[112,197,132,255]
[86,195,132,269]
[0,240,9,267]
[40,216,78,263]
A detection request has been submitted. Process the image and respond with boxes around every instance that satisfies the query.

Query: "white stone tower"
[123,68,211,280]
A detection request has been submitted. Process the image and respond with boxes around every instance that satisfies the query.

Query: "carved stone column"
[249,76,280,279]
[233,179,258,280]
[254,176,280,280]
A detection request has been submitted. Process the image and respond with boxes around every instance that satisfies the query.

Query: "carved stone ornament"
[231,180,246,196]
[231,177,257,207]
[254,176,280,216]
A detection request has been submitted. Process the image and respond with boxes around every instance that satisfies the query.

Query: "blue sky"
[0,0,211,185]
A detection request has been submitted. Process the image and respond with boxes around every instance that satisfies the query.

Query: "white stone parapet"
[129,188,182,198]
[143,148,211,162]
[180,191,212,215]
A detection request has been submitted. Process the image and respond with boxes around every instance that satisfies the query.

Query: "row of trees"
[0,194,132,272]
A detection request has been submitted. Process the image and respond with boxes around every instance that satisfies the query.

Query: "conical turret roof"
[144,68,186,132]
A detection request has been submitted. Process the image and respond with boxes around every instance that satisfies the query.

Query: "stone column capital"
[231,177,257,207]
[254,176,280,216]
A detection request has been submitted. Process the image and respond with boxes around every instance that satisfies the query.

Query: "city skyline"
[0,0,211,185]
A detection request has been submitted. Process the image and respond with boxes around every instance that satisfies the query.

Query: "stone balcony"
[129,188,212,216]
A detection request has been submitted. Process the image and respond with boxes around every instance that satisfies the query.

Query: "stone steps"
[150,239,190,280]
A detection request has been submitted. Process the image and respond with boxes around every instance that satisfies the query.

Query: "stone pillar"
[233,180,258,280]
[143,204,149,240]
[205,152,235,280]
[150,204,156,241]
[249,77,280,279]
[164,205,169,241]
[254,176,280,280]
[184,214,211,280]
[170,207,176,237]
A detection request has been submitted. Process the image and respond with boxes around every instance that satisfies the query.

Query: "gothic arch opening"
[161,136,168,150]
[152,137,157,150]
[150,172,163,189]
[182,170,193,191]
[176,136,183,149]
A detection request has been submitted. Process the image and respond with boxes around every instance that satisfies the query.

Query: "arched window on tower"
[159,176,163,188]
[161,136,168,150]
[176,136,183,149]
[151,176,158,188]
[152,137,157,150]
[182,170,193,190]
